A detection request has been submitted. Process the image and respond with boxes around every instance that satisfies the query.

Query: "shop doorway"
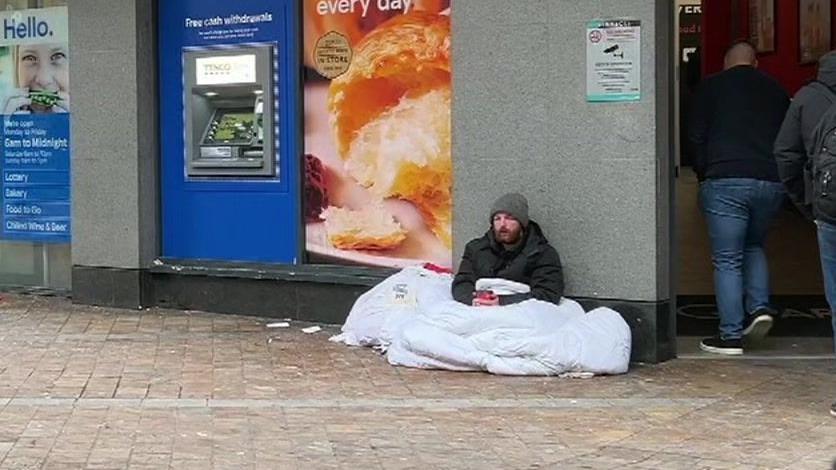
[673,0,834,356]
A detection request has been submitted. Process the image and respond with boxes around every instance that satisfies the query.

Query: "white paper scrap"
[301,326,322,334]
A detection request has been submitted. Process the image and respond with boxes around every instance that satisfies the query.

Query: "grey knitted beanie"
[490,193,529,227]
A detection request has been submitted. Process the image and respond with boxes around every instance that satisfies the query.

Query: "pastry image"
[303,5,452,268]
[303,0,450,69]
[323,204,407,250]
[327,12,452,247]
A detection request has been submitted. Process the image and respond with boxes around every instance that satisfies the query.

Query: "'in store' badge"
[314,31,352,79]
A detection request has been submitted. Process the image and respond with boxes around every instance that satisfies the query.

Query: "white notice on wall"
[586,19,641,102]
[195,54,257,85]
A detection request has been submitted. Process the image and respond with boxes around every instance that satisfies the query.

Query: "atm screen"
[185,45,274,176]
[204,109,256,145]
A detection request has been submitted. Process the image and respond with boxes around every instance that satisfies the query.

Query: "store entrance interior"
[673,0,834,357]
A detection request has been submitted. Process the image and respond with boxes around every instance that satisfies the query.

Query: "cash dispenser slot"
[184,46,275,177]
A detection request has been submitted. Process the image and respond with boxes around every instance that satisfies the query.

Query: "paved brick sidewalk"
[0,294,833,469]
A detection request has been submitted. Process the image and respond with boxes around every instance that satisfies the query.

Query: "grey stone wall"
[69,0,158,269]
[451,0,672,302]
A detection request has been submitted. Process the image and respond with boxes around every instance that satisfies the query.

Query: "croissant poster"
[302,0,452,268]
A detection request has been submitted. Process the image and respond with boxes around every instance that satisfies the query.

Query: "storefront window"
[0,0,69,290]
[1,0,64,10]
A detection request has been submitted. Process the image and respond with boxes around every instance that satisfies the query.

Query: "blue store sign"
[0,7,71,243]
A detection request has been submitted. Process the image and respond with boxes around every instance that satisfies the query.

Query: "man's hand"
[472,292,500,307]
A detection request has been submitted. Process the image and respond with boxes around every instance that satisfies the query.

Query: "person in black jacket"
[687,41,790,355]
[774,51,836,219]
[774,50,836,419]
[452,193,564,306]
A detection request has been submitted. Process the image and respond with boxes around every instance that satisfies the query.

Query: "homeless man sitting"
[452,193,565,306]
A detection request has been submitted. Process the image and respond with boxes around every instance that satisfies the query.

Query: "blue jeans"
[815,220,836,353]
[699,178,786,340]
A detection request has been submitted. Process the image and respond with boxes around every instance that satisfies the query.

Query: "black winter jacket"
[451,221,564,306]
[774,52,836,221]
[688,65,789,181]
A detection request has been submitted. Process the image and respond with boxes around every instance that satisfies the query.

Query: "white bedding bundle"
[330,266,631,376]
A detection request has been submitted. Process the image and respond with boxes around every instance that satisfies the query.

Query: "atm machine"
[160,0,300,264]
[183,45,275,177]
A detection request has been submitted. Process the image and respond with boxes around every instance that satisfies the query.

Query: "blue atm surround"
[159,0,300,264]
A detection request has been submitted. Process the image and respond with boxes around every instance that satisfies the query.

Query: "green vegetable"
[29,91,60,107]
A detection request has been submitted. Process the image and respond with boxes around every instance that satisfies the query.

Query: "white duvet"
[330,266,632,376]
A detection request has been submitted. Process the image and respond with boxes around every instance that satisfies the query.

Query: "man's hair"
[724,40,757,66]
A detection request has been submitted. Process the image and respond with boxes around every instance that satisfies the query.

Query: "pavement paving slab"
[0,294,833,469]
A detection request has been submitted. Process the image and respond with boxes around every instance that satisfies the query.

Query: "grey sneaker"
[742,308,776,340]
[831,402,836,418]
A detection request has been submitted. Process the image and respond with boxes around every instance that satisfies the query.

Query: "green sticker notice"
[586,19,641,103]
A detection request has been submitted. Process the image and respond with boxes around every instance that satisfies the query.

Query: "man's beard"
[495,228,521,244]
